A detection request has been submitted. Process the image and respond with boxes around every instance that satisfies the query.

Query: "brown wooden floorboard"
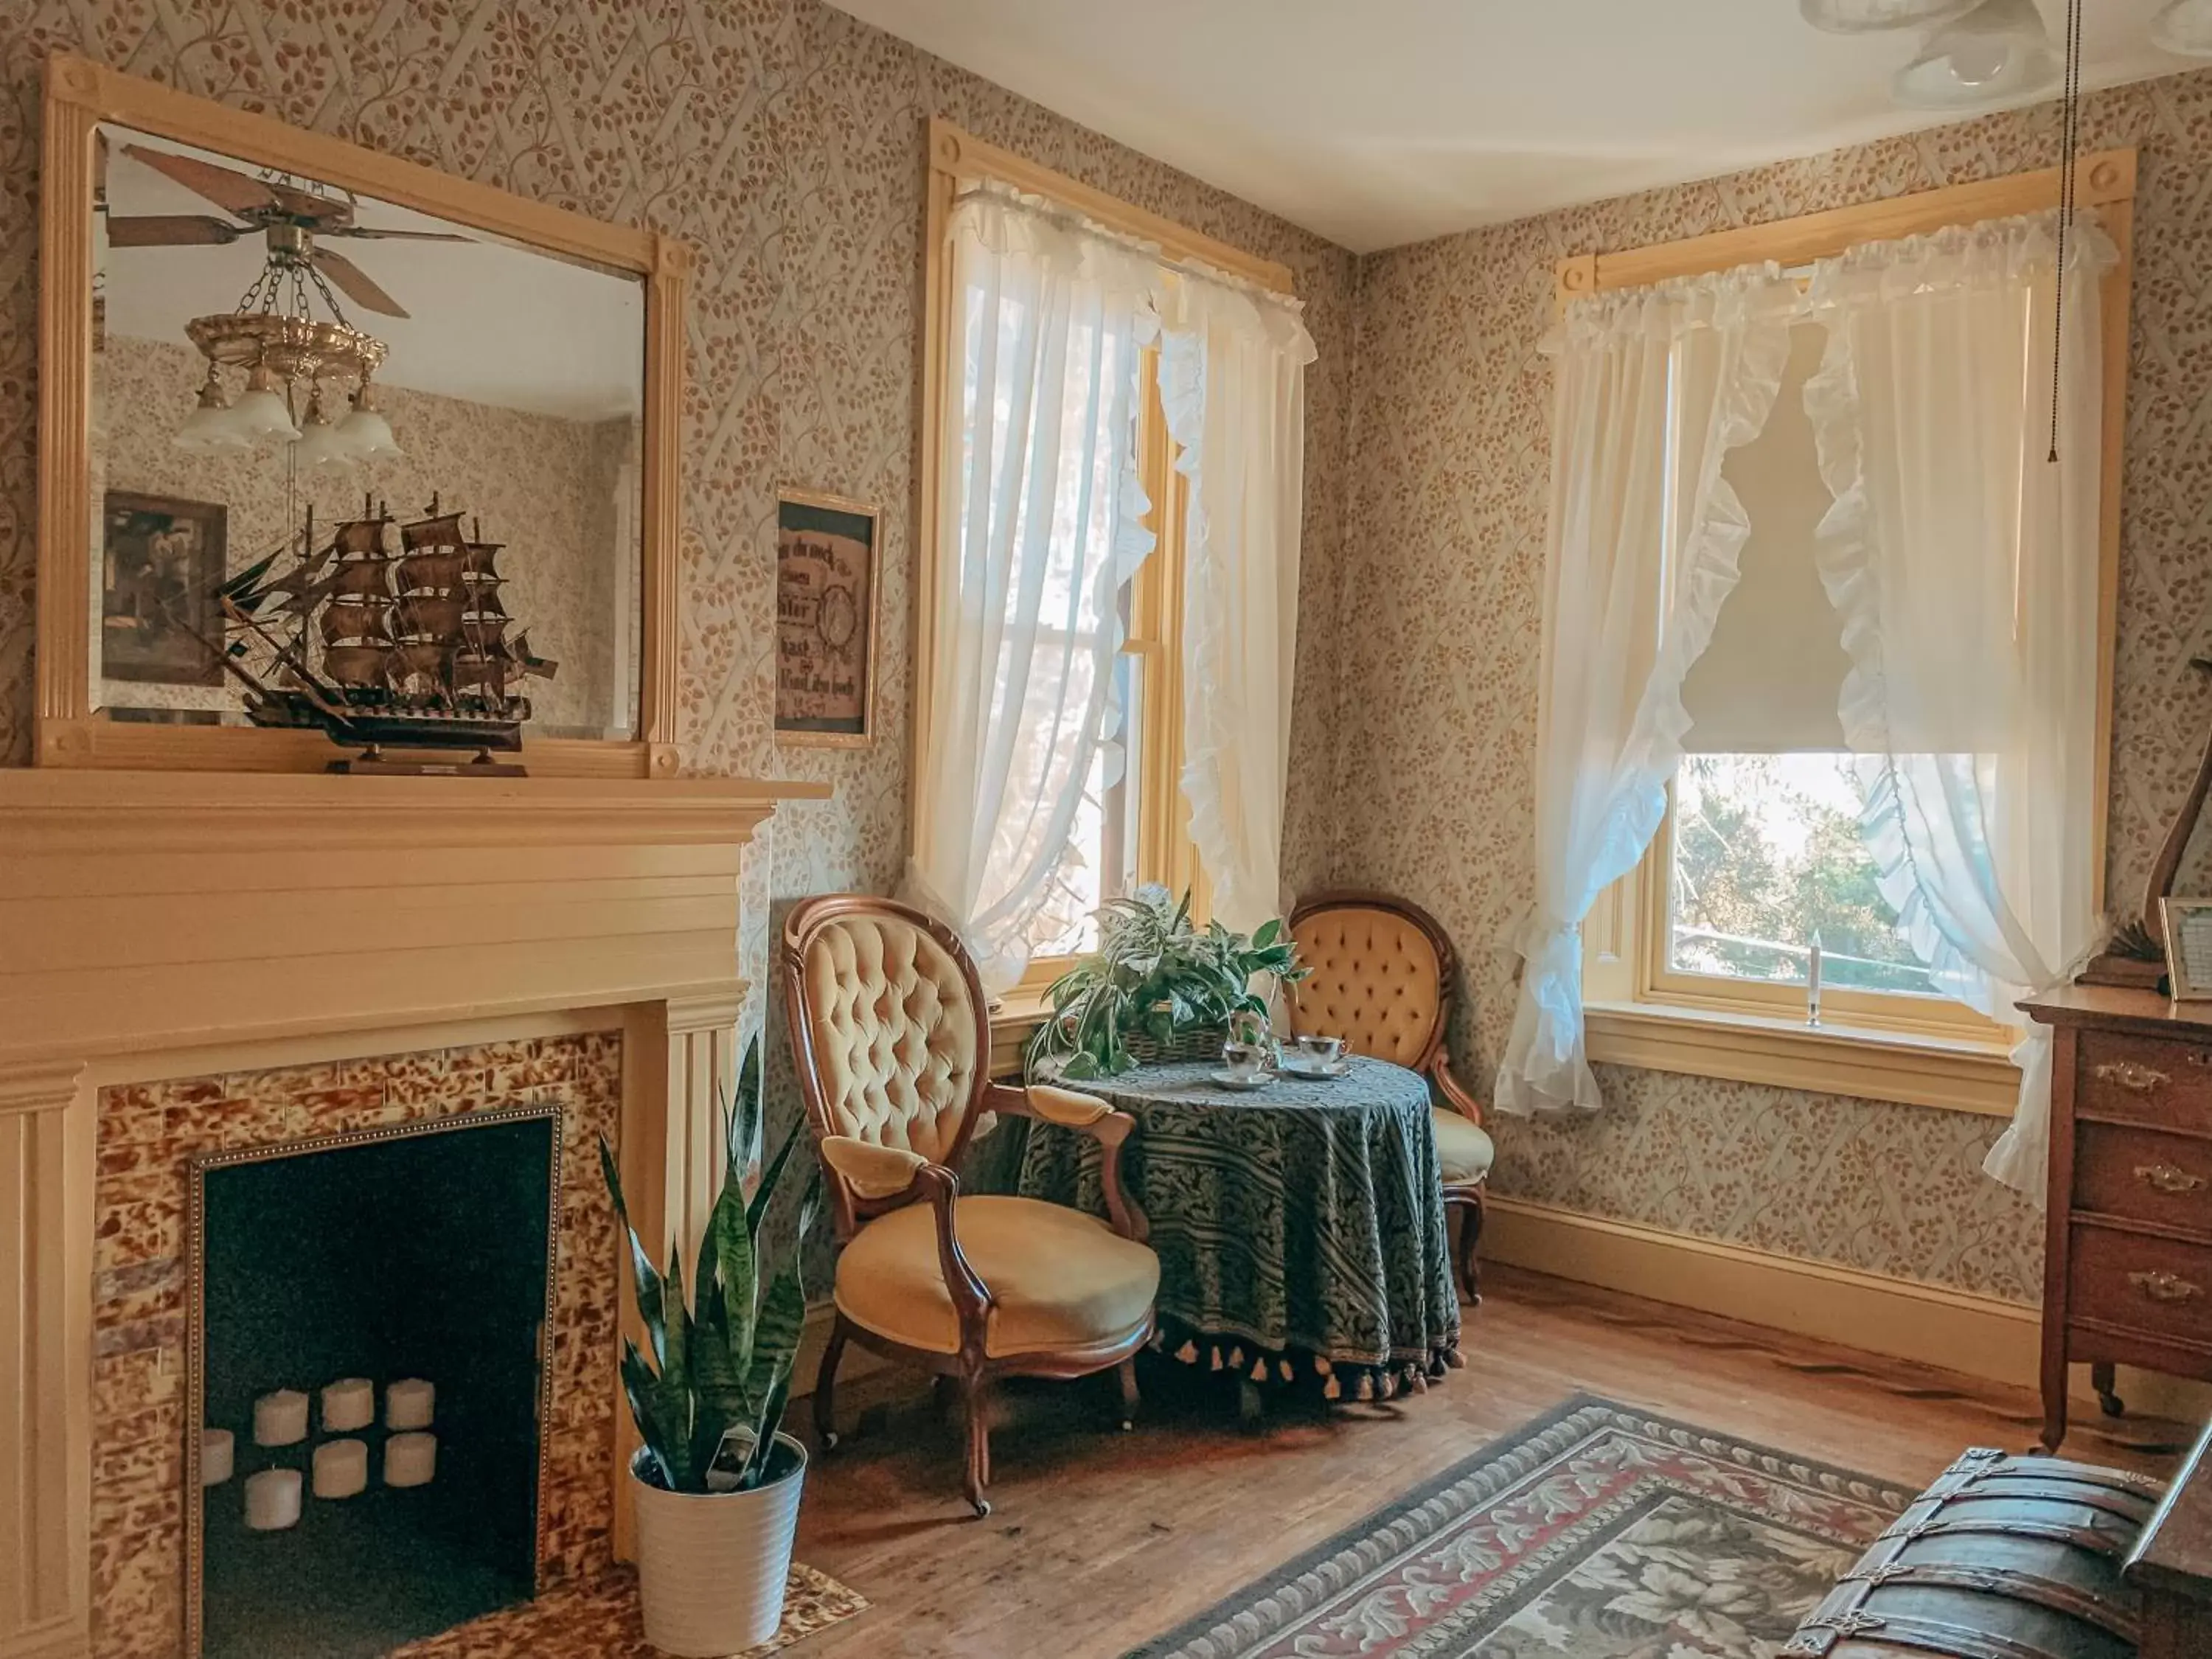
[782,1265,2191,1658]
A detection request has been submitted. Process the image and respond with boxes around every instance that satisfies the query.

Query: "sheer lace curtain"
[1804,210,2115,1200]
[903,187,1159,991]
[1498,271,1795,1116]
[1157,278,1316,933]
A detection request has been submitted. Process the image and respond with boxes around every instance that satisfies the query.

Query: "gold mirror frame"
[34,52,689,777]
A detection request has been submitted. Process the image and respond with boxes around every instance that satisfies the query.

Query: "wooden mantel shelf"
[0,767,830,1071]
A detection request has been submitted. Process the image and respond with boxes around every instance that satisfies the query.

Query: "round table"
[1017,1055,1462,1400]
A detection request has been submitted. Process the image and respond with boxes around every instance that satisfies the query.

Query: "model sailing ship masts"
[207,493,559,768]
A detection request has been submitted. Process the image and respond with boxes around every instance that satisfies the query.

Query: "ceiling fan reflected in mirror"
[106,144,471,467]
[1803,0,2212,107]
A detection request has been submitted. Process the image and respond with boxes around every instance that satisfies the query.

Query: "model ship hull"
[246,689,523,754]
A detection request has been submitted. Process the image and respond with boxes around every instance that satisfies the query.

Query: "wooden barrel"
[1784,1447,2166,1658]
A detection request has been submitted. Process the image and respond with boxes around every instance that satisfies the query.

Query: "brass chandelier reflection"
[175,230,400,468]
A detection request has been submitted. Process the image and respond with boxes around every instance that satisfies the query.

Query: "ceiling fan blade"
[330,226,473,243]
[313,248,410,319]
[103,213,247,248]
[120,144,284,216]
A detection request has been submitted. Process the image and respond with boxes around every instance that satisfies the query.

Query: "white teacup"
[1291,1034,1345,1068]
[1221,1040,1270,1079]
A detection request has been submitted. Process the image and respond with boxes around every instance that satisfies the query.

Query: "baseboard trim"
[1482,1194,2042,1385]
[1482,1194,2212,1422]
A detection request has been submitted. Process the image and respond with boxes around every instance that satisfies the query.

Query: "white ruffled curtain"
[1498,271,1795,1115]
[1158,279,1316,933]
[1805,210,2114,1200]
[903,187,1159,991]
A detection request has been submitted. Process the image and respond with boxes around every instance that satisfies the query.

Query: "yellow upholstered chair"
[779,895,1159,1517]
[1285,891,1492,1301]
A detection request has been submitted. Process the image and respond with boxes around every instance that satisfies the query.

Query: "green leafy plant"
[599,1035,819,1494]
[1026,884,1307,1080]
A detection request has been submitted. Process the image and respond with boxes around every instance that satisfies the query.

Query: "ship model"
[206,494,557,773]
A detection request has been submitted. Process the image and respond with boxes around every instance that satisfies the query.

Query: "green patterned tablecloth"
[1018,1056,1461,1399]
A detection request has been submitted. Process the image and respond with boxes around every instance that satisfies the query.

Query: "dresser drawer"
[2076,1030,2212,1133]
[2075,1121,2212,1238]
[2068,1223,2212,1347]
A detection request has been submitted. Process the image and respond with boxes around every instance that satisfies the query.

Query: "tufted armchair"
[1285,891,1492,1301]
[779,894,1159,1517]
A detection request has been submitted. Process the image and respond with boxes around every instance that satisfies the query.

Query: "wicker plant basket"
[1122,1024,1231,1066]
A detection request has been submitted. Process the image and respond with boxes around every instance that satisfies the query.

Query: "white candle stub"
[312,1438,369,1500]
[384,1430,437,1489]
[252,1389,310,1447]
[200,1428,234,1487]
[244,1468,303,1531]
[386,1379,435,1431]
[321,1378,375,1434]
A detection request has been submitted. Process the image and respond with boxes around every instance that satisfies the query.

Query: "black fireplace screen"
[187,1106,561,1659]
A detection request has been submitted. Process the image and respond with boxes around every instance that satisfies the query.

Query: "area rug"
[1130,1395,1913,1659]
[390,1562,867,1657]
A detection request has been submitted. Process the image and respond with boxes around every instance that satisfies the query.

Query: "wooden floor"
[785,1265,2192,1658]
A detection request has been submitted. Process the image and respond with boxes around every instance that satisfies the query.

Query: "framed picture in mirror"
[773,489,880,748]
[35,52,691,776]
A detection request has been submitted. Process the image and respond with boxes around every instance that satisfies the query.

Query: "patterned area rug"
[1130,1396,1912,1659]
[390,1562,866,1657]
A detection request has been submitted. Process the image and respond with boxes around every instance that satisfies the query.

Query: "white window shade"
[1679,323,1849,753]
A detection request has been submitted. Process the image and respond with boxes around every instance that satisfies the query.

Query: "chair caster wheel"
[970,1497,992,1519]
[1120,1418,1135,1433]
[2098,1393,2126,1419]
[820,1430,841,1453]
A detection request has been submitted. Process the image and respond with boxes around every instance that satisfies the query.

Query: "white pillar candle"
[383,1430,437,1489]
[321,1378,375,1433]
[385,1379,434,1430]
[1806,933,1824,1028]
[312,1438,369,1500]
[201,1428,234,1487]
[244,1468,303,1531]
[252,1389,310,1447]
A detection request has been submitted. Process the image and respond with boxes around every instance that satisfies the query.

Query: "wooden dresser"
[2025,985,2212,1455]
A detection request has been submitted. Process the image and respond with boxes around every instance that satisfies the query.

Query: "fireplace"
[188,1108,562,1659]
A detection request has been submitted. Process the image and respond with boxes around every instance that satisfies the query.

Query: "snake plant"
[599,1035,820,1494]
[1026,884,1307,1080]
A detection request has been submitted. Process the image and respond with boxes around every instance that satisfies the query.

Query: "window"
[915,124,1281,1000]
[1570,157,2135,1110]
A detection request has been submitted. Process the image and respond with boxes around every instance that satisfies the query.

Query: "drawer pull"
[2136,1162,2206,1195]
[2096,1060,2171,1094]
[2128,1270,2203,1304]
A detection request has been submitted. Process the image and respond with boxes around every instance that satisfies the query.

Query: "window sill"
[988,992,1052,1079]
[1583,998,2020,1116]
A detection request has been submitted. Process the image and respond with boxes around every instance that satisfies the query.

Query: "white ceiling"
[100,126,644,421]
[838,0,2193,253]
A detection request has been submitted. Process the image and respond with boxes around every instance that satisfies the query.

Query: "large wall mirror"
[36,55,688,776]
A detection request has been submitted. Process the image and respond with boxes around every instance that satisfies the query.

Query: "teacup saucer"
[1208,1069,1272,1091]
[1279,1059,1352,1080]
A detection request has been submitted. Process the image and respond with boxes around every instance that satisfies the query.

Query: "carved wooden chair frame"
[1287,888,1489,1300]
[779,894,1154,1517]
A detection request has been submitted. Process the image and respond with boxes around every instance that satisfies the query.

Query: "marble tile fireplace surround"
[0,768,823,1659]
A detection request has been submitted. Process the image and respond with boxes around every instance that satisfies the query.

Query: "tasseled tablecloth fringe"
[1152,1318,1459,1405]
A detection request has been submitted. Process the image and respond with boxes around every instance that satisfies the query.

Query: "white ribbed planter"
[630,1437,807,1657]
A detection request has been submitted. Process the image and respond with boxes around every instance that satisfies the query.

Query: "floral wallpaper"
[1328,69,2212,1305]
[93,333,632,734]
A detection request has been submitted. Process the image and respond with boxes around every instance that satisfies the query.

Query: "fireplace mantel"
[0,766,827,1659]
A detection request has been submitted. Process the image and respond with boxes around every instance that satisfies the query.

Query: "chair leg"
[962,1373,993,1518]
[813,1313,849,1452]
[1117,1356,1140,1431]
[1457,1190,1484,1306]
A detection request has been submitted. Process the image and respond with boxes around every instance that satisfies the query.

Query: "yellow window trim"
[1565,151,2136,1111]
[917,122,1244,968]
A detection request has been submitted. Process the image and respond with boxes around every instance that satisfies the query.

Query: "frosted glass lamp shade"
[230,364,302,444]
[1893,0,2059,108]
[173,372,249,453]
[1800,0,1971,32]
[293,392,361,472]
[2154,0,2212,56]
[339,381,402,460]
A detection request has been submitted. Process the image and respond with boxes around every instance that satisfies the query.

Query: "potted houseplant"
[1026,884,1307,1079]
[599,1036,820,1657]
